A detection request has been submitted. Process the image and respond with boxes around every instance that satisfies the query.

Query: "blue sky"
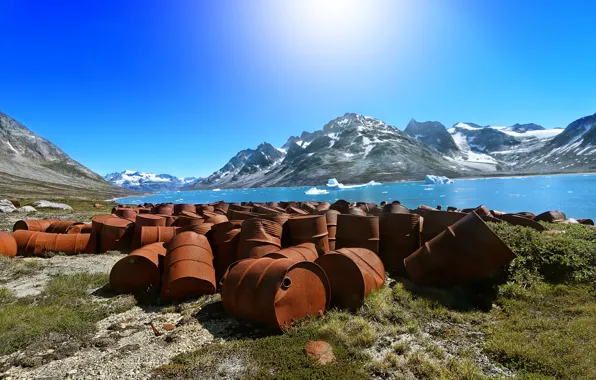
[1,0,595,177]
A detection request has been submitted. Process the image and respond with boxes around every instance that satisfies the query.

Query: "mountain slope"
[0,111,129,198]
[105,171,198,192]
[189,113,474,189]
[404,119,459,156]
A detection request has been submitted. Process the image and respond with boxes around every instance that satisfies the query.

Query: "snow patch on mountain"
[105,171,199,192]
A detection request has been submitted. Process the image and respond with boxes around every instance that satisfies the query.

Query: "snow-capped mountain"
[404,119,459,156]
[105,170,198,192]
[189,113,473,189]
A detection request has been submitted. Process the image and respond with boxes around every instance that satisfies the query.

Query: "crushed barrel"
[404,211,516,285]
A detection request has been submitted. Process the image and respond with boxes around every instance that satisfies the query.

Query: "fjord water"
[117,174,596,219]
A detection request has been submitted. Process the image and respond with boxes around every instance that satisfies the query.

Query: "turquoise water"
[116,174,596,219]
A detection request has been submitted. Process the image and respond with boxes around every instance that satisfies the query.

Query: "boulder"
[31,200,73,210]
[0,199,17,213]
[304,341,335,365]
[18,206,37,213]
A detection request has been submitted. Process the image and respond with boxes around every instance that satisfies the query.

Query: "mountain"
[105,171,198,192]
[189,113,475,189]
[515,113,596,172]
[0,110,128,198]
[404,119,459,156]
[189,112,596,189]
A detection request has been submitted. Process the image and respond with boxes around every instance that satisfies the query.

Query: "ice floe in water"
[305,187,329,195]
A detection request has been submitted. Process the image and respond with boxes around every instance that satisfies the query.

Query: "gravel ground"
[0,252,123,297]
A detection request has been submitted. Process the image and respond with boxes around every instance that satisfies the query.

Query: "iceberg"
[424,175,453,185]
[212,188,222,192]
[326,178,382,190]
[305,187,329,195]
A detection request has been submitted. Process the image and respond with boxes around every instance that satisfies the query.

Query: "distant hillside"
[105,171,199,192]
[0,110,130,199]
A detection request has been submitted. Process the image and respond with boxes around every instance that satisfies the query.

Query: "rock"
[93,203,102,208]
[10,200,21,207]
[93,337,116,348]
[0,199,17,213]
[18,206,37,213]
[577,218,595,226]
[304,341,335,365]
[31,200,73,210]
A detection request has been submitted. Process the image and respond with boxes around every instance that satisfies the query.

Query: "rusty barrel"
[66,223,93,234]
[0,232,17,257]
[220,257,330,330]
[13,219,58,232]
[301,202,317,214]
[404,211,516,286]
[324,210,340,251]
[13,231,94,256]
[132,214,166,249]
[413,209,467,244]
[315,248,385,311]
[161,232,216,302]
[46,220,80,234]
[90,214,115,253]
[286,206,308,215]
[496,214,546,232]
[211,221,243,284]
[335,214,380,253]
[264,243,320,262]
[173,204,196,215]
[139,226,178,247]
[205,214,229,225]
[534,210,566,223]
[153,204,174,215]
[286,215,329,253]
[330,200,351,214]
[383,203,410,214]
[109,242,167,294]
[114,207,138,220]
[255,205,282,215]
[214,202,230,215]
[175,214,204,228]
[237,218,283,260]
[101,218,134,252]
[379,213,423,274]
[315,202,330,212]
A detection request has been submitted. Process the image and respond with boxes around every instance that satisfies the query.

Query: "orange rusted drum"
[139,226,178,247]
[46,220,80,234]
[13,231,94,256]
[404,212,516,286]
[109,242,167,294]
[379,213,423,274]
[335,214,380,253]
[0,232,17,257]
[315,248,384,311]
[315,202,331,212]
[347,207,367,216]
[101,218,134,252]
[161,232,216,302]
[255,205,282,215]
[205,214,229,225]
[413,209,467,244]
[173,204,196,215]
[211,221,243,284]
[497,214,546,231]
[286,206,308,215]
[286,215,329,253]
[174,215,204,228]
[153,204,174,216]
[383,203,410,214]
[534,210,566,223]
[300,202,317,214]
[237,218,283,260]
[132,214,166,249]
[227,210,260,221]
[13,219,58,232]
[114,207,138,220]
[66,223,93,234]
[90,214,115,253]
[220,257,330,330]
[214,202,230,215]
[264,243,320,262]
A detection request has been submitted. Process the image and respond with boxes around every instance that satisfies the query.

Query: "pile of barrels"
[2,199,585,330]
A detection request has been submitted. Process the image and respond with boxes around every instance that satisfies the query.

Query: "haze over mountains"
[0,111,128,198]
[188,112,596,189]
